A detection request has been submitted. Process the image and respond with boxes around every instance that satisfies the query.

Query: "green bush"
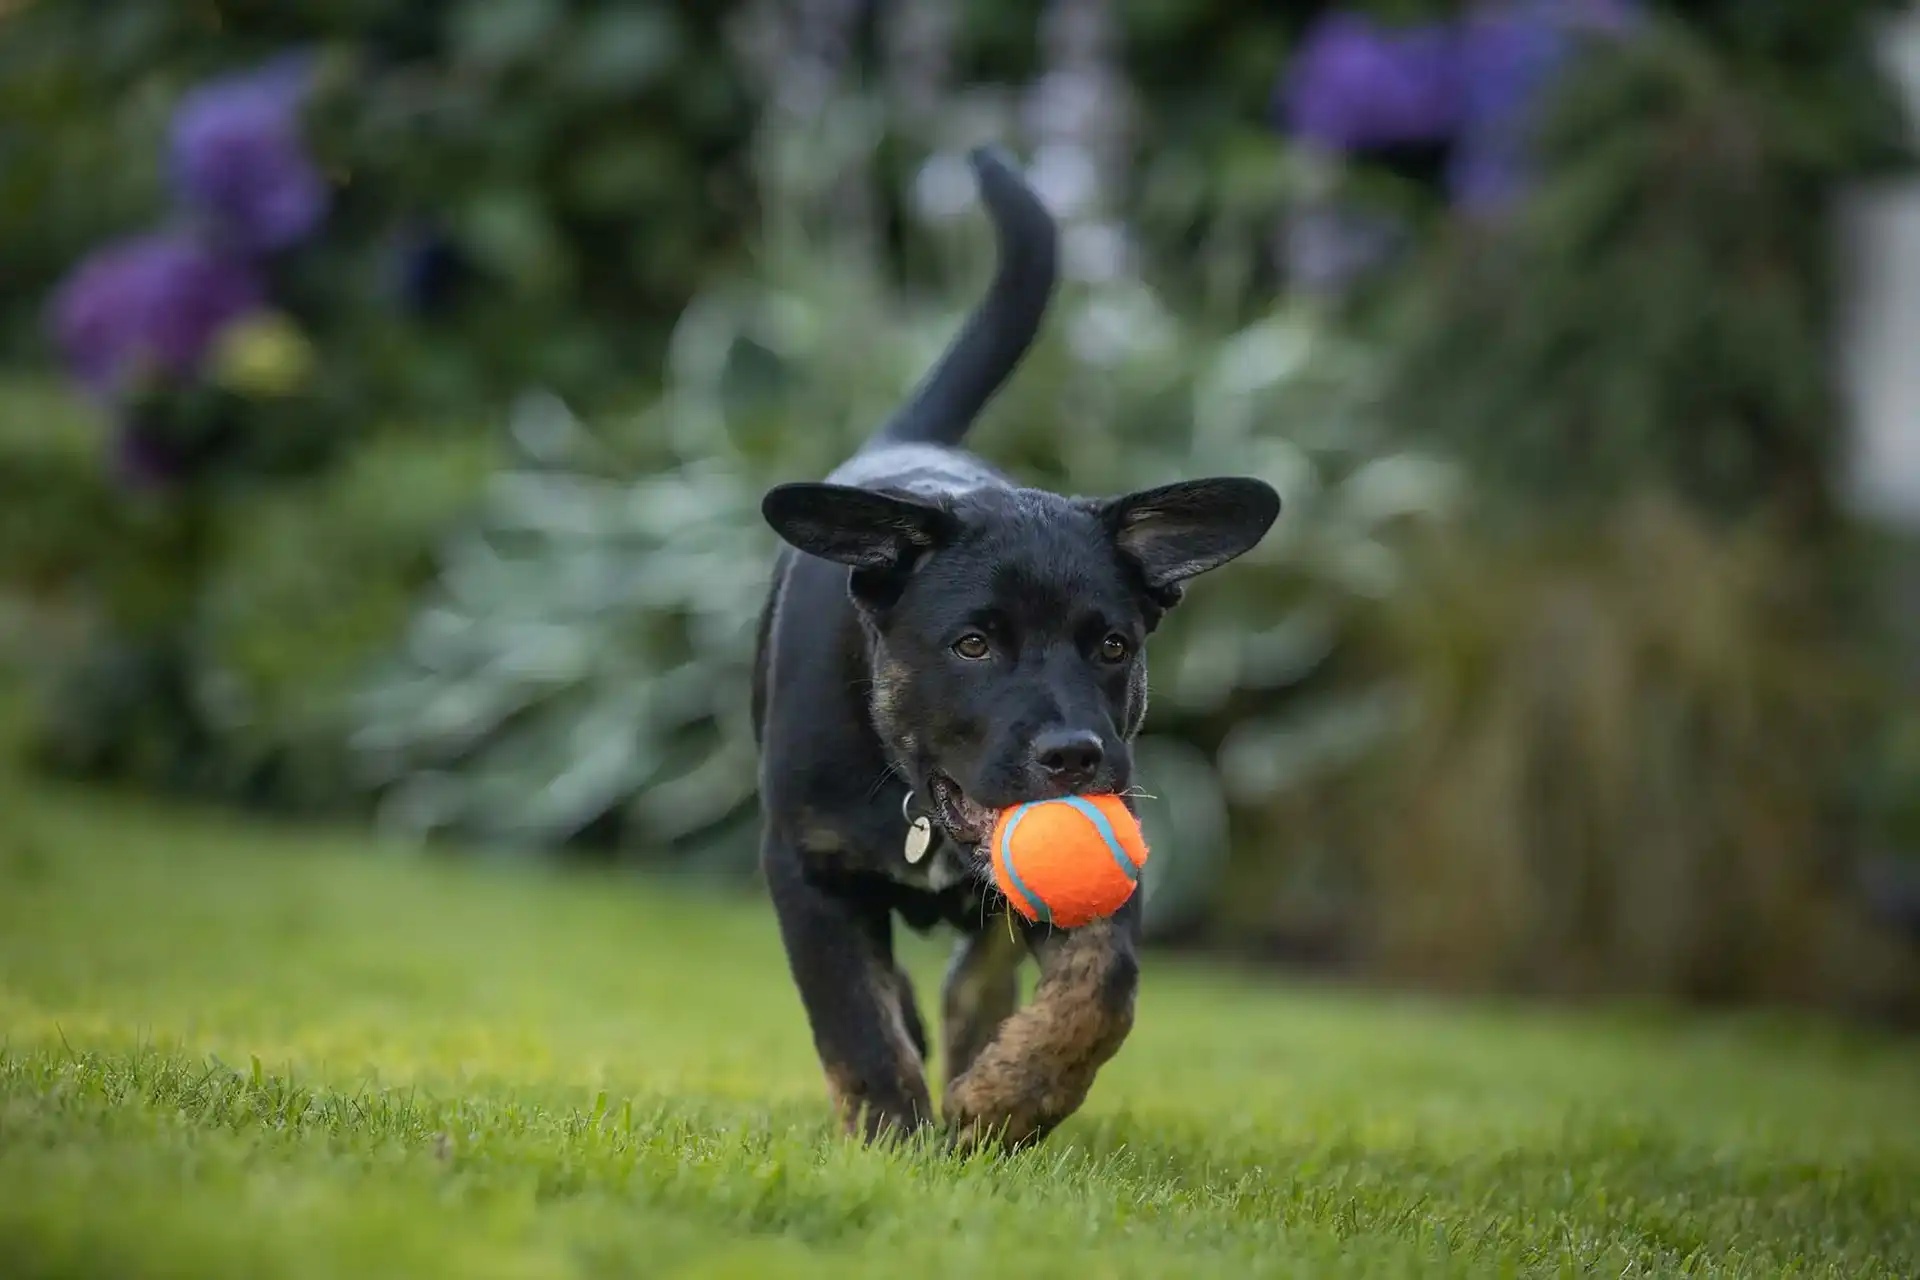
[0,0,1312,408]
[2,1,758,411]
[1379,12,1911,528]
[1222,499,1918,1014]
[4,0,764,806]
[12,410,499,815]
[0,382,133,595]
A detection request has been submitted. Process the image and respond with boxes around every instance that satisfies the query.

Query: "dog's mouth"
[927,771,996,848]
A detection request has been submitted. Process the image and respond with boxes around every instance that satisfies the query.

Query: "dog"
[752,147,1281,1148]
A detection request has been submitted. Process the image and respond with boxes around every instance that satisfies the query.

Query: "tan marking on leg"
[793,811,860,876]
[820,960,932,1141]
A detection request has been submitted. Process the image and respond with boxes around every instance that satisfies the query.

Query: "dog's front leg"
[942,899,1140,1149]
[763,838,931,1141]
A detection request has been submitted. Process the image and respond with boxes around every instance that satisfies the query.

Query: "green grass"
[1,778,1916,1278]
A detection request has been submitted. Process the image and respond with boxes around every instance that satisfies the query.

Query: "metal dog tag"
[904,816,933,864]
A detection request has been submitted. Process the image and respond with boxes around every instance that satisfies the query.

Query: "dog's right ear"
[761,483,959,571]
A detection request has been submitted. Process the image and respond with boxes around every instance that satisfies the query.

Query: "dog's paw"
[941,1074,1059,1153]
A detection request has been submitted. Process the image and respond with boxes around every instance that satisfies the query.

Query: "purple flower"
[47,232,264,400]
[1281,14,1462,152]
[1447,0,1639,213]
[169,55,329,255]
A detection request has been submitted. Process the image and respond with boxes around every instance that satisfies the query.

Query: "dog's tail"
[871,146,1059,451]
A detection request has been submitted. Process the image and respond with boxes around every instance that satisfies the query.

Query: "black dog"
[753,148,1280,1148]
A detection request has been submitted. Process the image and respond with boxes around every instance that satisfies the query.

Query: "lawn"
[1,775,1916,1279]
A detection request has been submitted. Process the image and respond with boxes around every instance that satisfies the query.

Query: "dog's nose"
[1032,729,1104,790]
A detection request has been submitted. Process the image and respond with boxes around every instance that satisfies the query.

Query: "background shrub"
[1349,502,1908,1015]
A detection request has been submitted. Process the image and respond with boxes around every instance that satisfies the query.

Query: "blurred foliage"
[1339,10,1920,1006]
[3,0,1918,1006]
[0,383,131,595]
[2,0,757,411]
[353,394,770,865]
[11,404,499,813]
[7,0,1909,404]
[1379,11,1913,528]
[1232,500,1917,1017]
[1854,528,1920,861]
[0,0,1321,407]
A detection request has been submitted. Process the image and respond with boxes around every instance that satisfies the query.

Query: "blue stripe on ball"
[1060,795,1140,883]
[996,802,1050,923]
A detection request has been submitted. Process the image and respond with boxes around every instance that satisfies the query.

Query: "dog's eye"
[952,633,991,660]
[1098,634,1131,664]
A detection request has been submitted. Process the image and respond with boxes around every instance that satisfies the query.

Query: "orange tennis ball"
[989,794,1149,928]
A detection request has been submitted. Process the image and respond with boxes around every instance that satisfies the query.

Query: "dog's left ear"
[1098,478,1281,596]
[762,482,959,570]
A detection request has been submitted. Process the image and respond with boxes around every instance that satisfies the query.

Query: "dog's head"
[763,476,1279,846]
